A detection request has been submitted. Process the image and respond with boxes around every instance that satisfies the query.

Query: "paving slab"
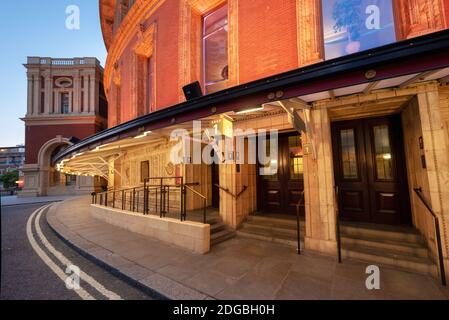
[46,196,449,300]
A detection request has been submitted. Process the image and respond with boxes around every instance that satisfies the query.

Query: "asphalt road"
[0,202,157,300]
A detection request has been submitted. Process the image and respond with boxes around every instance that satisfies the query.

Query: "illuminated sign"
[322,0,396,60]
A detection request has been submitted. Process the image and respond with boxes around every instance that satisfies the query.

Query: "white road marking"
[34,204,122,300]
[26,204,95,300]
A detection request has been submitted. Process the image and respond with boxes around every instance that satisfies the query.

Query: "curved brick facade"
[101,0,449,128]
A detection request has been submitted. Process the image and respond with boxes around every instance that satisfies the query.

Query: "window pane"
[203,5,228,91]
[340,129,358,179]
[61,93,69,114]
[204,5,228,36]
[373,125,393,180]
[262,139,278,181]
[288,135,304,179]
[321,0,396,60]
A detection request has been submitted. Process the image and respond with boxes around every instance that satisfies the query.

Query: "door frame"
[331,114,412,225]
[256,130,305,215]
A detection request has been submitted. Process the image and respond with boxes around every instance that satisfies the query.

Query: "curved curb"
[45,201,170,300]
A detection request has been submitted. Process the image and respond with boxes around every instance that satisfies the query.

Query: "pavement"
[0,195,78,207]
[1,201,157,300]
[46,197,449,300]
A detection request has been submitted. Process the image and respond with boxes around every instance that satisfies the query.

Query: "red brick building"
[20,57,107,197]
[56,1,449,283]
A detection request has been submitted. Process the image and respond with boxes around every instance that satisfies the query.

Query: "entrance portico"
[53,31,449,282]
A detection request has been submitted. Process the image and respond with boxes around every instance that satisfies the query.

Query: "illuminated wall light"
[235,106,264,115]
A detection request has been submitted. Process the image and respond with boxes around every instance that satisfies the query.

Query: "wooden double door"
[258,132,304,216]
[331,115,411,225]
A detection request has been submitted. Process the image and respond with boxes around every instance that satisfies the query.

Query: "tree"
[0,170,19,189]
[332,0,363,42]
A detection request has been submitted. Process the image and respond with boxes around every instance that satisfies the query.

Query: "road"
[1,202,157,300]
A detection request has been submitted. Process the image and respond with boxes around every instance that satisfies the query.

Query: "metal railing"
[335,186,342,263]
[413,187,446,286]
[92,176,208,224]
[296,191,305,255]
[183,185,207,223]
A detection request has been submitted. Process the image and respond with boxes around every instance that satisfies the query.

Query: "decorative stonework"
[104,0,166,97]
[296,0,324,67]
[394,0,447,39]
[133,23,156,58]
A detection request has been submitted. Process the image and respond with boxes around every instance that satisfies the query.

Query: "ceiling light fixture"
[134,131,152,139]
[235,106,264,115]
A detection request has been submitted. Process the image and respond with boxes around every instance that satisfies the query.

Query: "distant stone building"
[0,146,25,175]
[20,57,108,197]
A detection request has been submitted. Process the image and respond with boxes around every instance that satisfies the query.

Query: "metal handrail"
[413,187,446,286]
[184,185,207,224]
[334,186,342,263]
[295,191,305,255]
[93,177,210,225]
[214,184,248,199]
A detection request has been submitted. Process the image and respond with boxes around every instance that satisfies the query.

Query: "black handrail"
[92,177,209,225]
[295,191,305,255]
[214,184,247,199]
[335,186,342,263]
[413,187,446,286]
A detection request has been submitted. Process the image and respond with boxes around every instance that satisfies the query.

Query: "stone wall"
[91,204,210,254]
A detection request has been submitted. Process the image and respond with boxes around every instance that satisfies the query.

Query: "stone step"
[241,221,305,238]
[211,229,236,246]
[237,225,304,248]
[211,222,226,234]
[340,222,425,245]
[246,215,303,229]
[341,234,429,259]
[342,244,436,276]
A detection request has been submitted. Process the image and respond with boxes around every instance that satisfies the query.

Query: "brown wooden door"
[258,132,304,215]
[331,115,411,225]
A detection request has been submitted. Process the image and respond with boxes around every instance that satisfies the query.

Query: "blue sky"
[0,0,107,147]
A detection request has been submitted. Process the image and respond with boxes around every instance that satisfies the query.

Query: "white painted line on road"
[26,204,95,300]
[34,204,122,300]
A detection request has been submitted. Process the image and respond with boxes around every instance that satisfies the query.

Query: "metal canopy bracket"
[276,99,317,160]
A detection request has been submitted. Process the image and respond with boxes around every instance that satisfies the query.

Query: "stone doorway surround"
[308,82,449,281]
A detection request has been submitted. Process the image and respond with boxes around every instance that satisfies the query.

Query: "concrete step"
[341,234,429,259]
[211,229,236,246]
[342,244,436,275]
[340,222,425,245]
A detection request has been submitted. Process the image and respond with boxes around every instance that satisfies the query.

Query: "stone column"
[89,73,96,114]
[69,91,73,113]
[73,72,81,113]
[296,0,324,66]
[44,74,52,114]
[33,73,40,115]
[416,83,449,280]
[27,74,33,116]
[83,75,90,113]
[54,91,60,114]
[302,106,337,254]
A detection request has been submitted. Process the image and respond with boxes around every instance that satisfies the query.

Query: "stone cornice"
[21,114,105,126]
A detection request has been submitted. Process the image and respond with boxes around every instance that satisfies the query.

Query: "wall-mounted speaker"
[183,81,203,101]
